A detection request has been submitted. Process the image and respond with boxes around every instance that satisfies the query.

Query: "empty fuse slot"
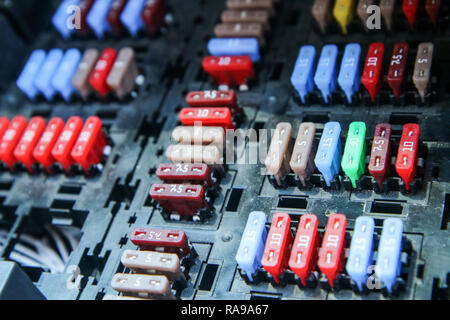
[370,200,405,215]
[277,196,308,210]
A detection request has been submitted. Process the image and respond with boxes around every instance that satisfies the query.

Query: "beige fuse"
[221,10,270,29]
[72,49,99,101]
[380,0,396,31]
[214,23,265,46]
[171,126,224,149]
[265,122,293,186]
[111,273,175,300]
[413,42,434,103]
[289,122,317,187]
[312,0,333,34]
[106,47,139,100]
[166,144,222,165]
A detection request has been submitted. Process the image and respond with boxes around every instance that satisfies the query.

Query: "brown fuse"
[357,0,375,31]
[166,144,222,165]
[311,0,333,34]
[121,250,186,281]
[111,273,175,300]
[289,123,317,187]
[412,42,434,103]
[380,0,396,31]
[265,122,293,186]
[72,49,99,101]
[171,126,224,149]
[226,0,274,11]
[221,10,270,30]
[106,47,139,100]
[214,23,265,46]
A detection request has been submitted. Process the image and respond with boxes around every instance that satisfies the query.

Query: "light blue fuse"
[314,122,342,187]
[120,0,147,37]
[51,49,82,102]
[16,50,47,101]
[375,218,403,294]
[290,45,316,104]
[34,49,64,101]
[235,211,267,282]
[314,44,338,104]
[346,216,375,292]
[207,38,260,62]
[338,43,361,103]
[52,0,81,39]
[87,0,114,39]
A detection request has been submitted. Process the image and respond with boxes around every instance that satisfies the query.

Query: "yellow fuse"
[333,0,355,34]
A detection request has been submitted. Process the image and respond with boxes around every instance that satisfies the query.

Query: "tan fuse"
[412,43,434,103]
[121,250,186,281]
[289,123,317,187]
[171,126,224,149]
[72,49,99,101]
[312,0,333,34]
[166,144,222,165]
[380,0,396,31]
[221,10,270,30]
[357,0,375,31]
[265,123,293,186]
[111,273,175,300]
[106,47,139,100]
[214,23,265,46]
[226,0,274,11]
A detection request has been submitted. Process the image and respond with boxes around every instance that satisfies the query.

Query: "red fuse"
[70,116,107,174]
[362,43,385,103]
[107,0,128,35]
[150,183,207,216]
[142,0,167,35]
[13,117,46,173]
[33,118,65,173]
[402,0,419,30]
[317,213,347,287]
[0,117,10,140]
[130,227,192,257]
[368,123,392,190]
[179,107,234,130]
[79,0,96,35]
[261,212,293,284]
[288,214,320,287]
[387,42,409,100]
[186,90,240,114]
[51,116,83,173]
[395,123,420,191]
[202,55,254,88]
[425,0,441,28]
[0,116,27,171]
[156,163,214,188]
[89,48,117,99]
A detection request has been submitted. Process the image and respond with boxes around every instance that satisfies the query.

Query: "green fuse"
[341,122,367,188]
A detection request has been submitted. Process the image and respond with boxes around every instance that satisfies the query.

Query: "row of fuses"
[291,42,434,105]
[17,47,138,102]
[236,212,405,294]
[313,0,441,34]
[0,116,107,174]
[53,0,167,39]
[266,121,420,192]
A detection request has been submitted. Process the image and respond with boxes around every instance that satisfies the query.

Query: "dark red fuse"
[261,212,293,284]
[13,116,46,173]
[202,55,254,88]
[32,117,65,173]
[89,48,117,99]
[0,116,27,171]
[78,0,96,35]
[51,116,83,173]
[395,123,420,191]
[402,0,419,30]
[70,116,107,174]
[318,213,347,287]
[288,214,320,286]
[156,163,214,188]
[0,117,10,140]
[130,227,192,258]
[142,0,167,35]
[368,123,392,190]
[107,0,128,35]
[388,42,409,100]
[425,0,441,28]
[179,107,235,129]
[186,90,240,114]
[361,43,385,103]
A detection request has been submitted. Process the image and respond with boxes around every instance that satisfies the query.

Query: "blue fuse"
[87,0,114,39]
[235,211,267,282]
[291,45,316,104]
[346,216,375,292]
[120,0,147,37]
[52,0,81,39]
[314,44,338,104]
[338,43,361,104]
[34,49,64,101]
[314,122,342,187]
[16,50,47,101]
[51,49,82,102]
[207,38,260,62]
[375,218,403,294]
